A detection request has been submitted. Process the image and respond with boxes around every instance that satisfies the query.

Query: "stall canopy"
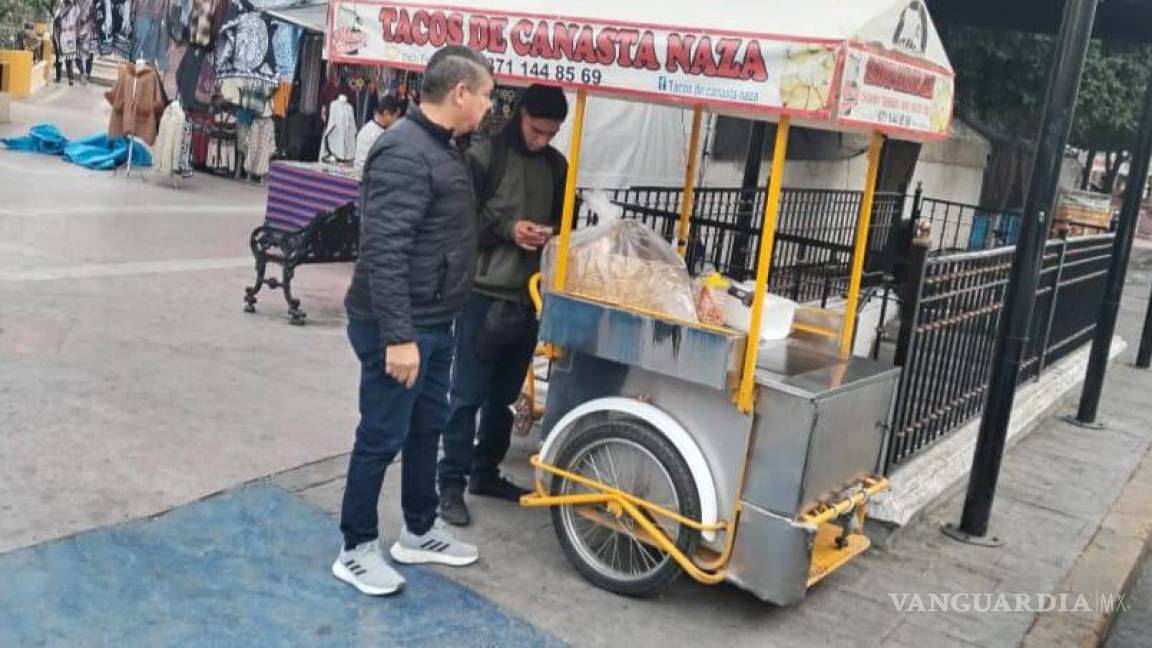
[266,0,329,33]
[326,0,956,141]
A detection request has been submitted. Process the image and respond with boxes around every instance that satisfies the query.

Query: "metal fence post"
[1072,76,1152,424]
[944,0,1099,545]
[1036,234,1069,378]
[894,223,931,367]
[1138,288,1152,368]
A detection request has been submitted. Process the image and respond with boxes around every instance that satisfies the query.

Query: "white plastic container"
[722,283,798,343]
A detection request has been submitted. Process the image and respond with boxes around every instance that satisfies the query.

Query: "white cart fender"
[539,397,720,542]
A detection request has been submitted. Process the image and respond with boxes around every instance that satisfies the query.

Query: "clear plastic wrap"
[542,192,699,322]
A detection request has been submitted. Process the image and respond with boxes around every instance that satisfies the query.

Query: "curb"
[1020,439,1152,647]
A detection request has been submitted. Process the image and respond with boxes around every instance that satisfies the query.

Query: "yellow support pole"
[839,132,885,357]
[736,116,790,414]
[553,89,587,293]
[677,106,705,256]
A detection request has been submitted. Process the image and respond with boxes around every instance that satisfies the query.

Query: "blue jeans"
[339,319,453,549]
[438,294,537,490]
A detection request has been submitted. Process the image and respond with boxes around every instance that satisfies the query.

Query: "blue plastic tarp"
[1,122,151,170]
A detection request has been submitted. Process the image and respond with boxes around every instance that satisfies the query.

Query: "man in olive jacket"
[438,84,569,526]
[334,45,494,597]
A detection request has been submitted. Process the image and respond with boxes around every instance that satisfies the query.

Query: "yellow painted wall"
[0,50,35,98]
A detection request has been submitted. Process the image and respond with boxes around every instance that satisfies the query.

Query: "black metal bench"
[243,201,359,324]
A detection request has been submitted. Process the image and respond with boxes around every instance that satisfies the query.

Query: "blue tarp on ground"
[0,484,563,647]
[1,122,152,170]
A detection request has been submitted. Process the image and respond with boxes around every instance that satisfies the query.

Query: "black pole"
[1139,289,1152,368]
[731,122,769,280]
[1072,78,1152,421]
[943,0,1099,544]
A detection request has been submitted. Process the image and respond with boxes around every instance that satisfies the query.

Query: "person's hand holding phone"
[513,221,553,251]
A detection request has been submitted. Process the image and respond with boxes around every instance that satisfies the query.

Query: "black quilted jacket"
[344,106,478,345]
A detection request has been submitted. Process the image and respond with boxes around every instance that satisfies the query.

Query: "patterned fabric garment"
[134,0,168,19]
[53,0,84,61]
[76,0,98,57]
[215,11,278,86]
[244,117,276,177]
[96,0,133,58]
[189,0,217,49]
[271,21,300,82]
[177,121,193,176]
[293,32,323,115]
[153,100,187,176]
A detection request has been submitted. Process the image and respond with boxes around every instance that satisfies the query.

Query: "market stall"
[328,0,954,605]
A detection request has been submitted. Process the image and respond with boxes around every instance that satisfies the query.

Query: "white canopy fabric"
[326,0,954,140]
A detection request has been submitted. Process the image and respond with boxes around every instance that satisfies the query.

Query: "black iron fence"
[577,185,905,304]
[912,189,1110,255]
[886,233,1114,468]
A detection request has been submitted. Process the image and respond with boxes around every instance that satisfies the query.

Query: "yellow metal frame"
[839,132,885,355]
[524,454,888,588]
[522,455,738,584]
[736,116,791,413]
[553,89,587,293]
[677,106,705,257]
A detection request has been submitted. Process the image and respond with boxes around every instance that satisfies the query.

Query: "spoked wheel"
[550,414,700,597]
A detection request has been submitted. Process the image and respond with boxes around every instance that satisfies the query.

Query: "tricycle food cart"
[327,0,955,604]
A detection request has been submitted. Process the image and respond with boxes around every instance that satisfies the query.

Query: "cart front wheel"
[550,413,700,597]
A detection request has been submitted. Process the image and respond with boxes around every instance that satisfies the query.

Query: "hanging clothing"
[105,62,165,145]
[215,11,279,88]
[271,80,292,117]
[245,117,276,177]
[96,0,133,59]
[153,100,188,176]
[319,96,355,164]
[76,0,99,59]
[271,21,300,82]
[131,0,169,67]
[292,32,323,115]
[53,0,84,63]
[188,0,226,50]
[167,0,192,43]
[348,83,377,129]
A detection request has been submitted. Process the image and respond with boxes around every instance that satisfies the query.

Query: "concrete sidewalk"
[5,85,1152,647]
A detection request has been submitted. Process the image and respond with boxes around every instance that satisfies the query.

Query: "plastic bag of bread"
[542,192,698,322]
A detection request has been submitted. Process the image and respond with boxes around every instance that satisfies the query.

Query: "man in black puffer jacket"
[334,45,494,598]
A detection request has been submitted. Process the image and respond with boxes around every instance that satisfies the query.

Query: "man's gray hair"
[421,46,494,104]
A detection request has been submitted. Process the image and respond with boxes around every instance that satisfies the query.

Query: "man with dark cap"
[438,83,569,526]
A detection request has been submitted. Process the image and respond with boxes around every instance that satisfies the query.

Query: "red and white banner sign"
[837,46,953,137]
[326,1,954,138]
[327,1,841,116]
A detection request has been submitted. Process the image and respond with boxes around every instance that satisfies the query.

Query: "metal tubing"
[553,89,587,293]
[731,122,769,278]
[841,132,885,356]
[1138,288,1152,368]
[953,0,1099,540]
[1075,77,1152,420]
[1037,238,1069,376]
[677,106,704,257]
[737,116,791,414]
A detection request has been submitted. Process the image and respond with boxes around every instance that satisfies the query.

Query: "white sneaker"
[390,522,479,567]
[332,539,406,596]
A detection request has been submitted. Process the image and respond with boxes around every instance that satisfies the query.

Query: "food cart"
[327,0,955,604]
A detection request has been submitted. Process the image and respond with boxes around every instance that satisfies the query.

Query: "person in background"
[333,45,494,597]
[353,94,403,176]
[438,84,569,526]
[22,22,42,62]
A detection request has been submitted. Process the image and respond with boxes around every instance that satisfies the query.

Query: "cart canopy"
[327,0,954,140]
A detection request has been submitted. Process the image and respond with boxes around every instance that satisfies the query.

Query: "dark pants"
[438,293,536,491]
[339,319,453,549]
